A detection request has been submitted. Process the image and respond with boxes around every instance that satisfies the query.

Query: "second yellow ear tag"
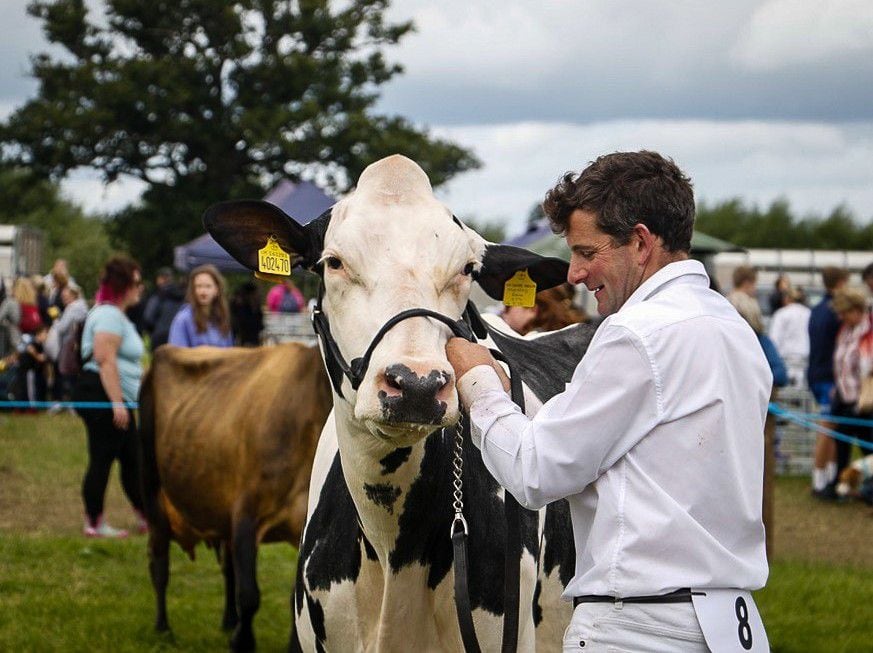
[503,270,537,307]
[258,236,291,276]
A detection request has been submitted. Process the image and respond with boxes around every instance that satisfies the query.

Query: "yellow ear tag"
[503,270,537,307]
[258,236,291,276]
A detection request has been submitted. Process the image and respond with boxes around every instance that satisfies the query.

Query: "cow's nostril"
[386,373,403,391]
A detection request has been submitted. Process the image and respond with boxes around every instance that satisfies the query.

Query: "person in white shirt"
[769,287,811,387]
[447,151,772,652]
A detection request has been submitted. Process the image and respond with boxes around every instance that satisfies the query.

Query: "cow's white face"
[321,156,485,443]
[205,154,569,448]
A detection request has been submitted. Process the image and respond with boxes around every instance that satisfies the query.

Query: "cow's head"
[205,155,567,446]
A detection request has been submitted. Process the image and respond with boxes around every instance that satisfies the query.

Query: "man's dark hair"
[821,266,849,292]
[542,150,695,252]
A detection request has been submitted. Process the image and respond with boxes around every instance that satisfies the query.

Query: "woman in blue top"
[168,264,234,348]
[73,255,146,538]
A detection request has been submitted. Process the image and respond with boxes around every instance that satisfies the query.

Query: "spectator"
[32,275,55,326]
[141,267,185,350]
[46,284,89,400]
[73,255,146,538]
[47,268,71,320]
[43,258,76,305]
[863,262,873,297]
[769,287,811,388]
[733,290,789,388]
[830,287,873,490]
[768,273,792,315]
[266,277,306,314]
[807,266,849,499]
[12,277,43,335]
[168,264,233,348]
[12,323,49,407]
[230,281,264,347]
[728,265,764,333]
[500,283,588,336]
[0,280,21,360]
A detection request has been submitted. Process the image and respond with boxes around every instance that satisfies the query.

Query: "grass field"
[2,413,873,652]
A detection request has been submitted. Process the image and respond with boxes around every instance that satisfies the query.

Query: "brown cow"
[139,342,332,652]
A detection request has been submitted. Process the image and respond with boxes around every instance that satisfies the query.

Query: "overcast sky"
[2,0,872,235]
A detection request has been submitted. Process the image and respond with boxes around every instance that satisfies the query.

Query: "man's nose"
[567,262,587,286]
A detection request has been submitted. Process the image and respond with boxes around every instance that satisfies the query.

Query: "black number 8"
[735,596,753,650]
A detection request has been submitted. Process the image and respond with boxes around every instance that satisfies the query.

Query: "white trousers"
[563,601,709,652]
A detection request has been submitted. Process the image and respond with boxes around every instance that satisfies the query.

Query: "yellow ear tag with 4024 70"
[258,236,291,276]
[503,269,537,307]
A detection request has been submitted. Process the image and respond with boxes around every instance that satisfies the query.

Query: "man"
[142,267,184,350]
[807,266,849,499]
[728,265,764,333]
[446,151,771,651]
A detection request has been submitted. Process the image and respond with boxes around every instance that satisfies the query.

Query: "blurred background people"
[74,255,146,538]
[807,267,849,499]
[168,264,233,348]
[769,287,811,388]
[230,281,263,347]
[727,265,764,332]
[0,280,21,361]
[46,284,89,401]
[500,283,588,336]
[768,273,792,315]
[830,287,873,491]
[12,323,49,407]
[266,277,305,314]
[12,276,43,336]
[142,266,185,350]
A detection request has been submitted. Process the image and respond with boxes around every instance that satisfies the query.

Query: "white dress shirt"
[769,302,811,361]
[459,260,771,599]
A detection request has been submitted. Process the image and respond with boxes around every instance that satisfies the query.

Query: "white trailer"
[0,224,45,285]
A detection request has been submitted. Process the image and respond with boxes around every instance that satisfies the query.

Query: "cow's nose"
[378,363,453,424]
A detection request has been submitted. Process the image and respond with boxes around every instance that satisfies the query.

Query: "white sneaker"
[83,517,129,539]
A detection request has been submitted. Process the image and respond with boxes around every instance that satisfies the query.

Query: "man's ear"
[477,244,569,300]
[203,200,331,271]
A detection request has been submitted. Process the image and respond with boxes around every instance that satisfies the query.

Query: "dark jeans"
[831,389,873,478]
[73,371,143,522]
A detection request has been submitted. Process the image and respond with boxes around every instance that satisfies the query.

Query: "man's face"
[565,209,639,317]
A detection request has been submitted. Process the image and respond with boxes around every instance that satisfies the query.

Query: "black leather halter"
[309,281,476,397]
[309,286,522,653]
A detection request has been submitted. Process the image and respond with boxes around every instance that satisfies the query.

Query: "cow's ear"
[203,200,329,271]
[476,244,569,300]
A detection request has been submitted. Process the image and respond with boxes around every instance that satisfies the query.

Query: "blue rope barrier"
[771,408,873,428]
[769,402,873,451]
[0,400,138,410]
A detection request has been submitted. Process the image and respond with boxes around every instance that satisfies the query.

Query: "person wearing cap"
[446,151,771,651]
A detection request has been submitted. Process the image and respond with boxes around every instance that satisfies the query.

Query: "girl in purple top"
[168,264,234,348]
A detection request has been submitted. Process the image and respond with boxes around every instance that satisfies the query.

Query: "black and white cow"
[206,155,596,651]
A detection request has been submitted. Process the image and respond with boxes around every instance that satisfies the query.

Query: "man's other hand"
[446,338,511,392]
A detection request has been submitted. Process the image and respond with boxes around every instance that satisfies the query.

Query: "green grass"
[2,414,873,651]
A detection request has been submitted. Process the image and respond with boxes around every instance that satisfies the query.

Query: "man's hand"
[446,338,511,392]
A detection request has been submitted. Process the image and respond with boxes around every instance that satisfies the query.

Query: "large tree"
[2,0,479,271]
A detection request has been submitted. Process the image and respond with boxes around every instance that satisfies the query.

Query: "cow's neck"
[333,400,448,564]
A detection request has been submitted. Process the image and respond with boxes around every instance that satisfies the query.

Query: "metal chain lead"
[451,413,468,536]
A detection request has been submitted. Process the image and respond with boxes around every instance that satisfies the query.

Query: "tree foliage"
[0,167,112,296]
[2,0,479,272]
[696,198,873,250]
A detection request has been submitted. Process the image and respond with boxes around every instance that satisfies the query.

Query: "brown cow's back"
[147,343,331,552]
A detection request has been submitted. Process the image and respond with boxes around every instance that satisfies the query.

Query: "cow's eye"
[462,262,476,276]
[326,256,343,271]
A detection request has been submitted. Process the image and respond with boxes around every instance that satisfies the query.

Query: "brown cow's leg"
[220,541,239,631]
[230,515,260,652]
[148,509,172,632]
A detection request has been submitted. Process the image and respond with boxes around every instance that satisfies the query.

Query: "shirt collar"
[619,258,710,313]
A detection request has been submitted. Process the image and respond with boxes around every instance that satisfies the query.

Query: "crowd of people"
[726,263,873,503]
[0,259,310,412]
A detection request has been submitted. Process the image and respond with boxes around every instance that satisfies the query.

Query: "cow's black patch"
[364,483,402,514]
[532,579,543,626]
[379,447,412,474]
[389,425,539,616]
[305,592,327,653]
[486,323,596,402]
[542,499,576,587]
[363,535,379,561]
[299,453,364,591]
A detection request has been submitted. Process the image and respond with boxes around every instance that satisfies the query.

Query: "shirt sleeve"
[167,310,191,347]
[460,325,661,510]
